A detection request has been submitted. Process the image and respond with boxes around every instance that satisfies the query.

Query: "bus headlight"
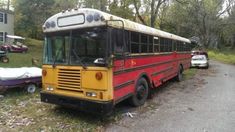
[86,92,97,97]
[46,86,54,91]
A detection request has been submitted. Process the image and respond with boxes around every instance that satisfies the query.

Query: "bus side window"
[178,41,181,52]
[153,36,159,52]
[180,42,183,51]
[125,30,130,53]
[140,34,148,53]
[149,36,153,53]
[131,32,140,53]
[172,40,176,51]
[112,28,124,53]
[168,39,172,52]
[160,37,164,52]
[164,38,167,52]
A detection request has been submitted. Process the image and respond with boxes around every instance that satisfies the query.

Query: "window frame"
[0,12,4,23]
[0,32,4,42]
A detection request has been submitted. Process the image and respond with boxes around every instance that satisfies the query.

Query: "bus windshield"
[43,32,70,65]
[43,27,107,66]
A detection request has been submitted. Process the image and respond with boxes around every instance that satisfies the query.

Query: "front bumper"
[40,92,113,114]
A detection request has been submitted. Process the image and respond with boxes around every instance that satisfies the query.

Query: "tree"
[132,0,168,27]
[221,3,235,49]
[0,0,11,10]
[162,0,233,48]
[14,0,55,39]
[52,0,78,13]
[108,0,134,19]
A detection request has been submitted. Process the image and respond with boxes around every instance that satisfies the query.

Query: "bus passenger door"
[110,28,126,71]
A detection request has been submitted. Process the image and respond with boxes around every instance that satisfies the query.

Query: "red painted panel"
[113,52,191,102]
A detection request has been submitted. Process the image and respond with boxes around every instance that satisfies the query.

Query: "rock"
[0,95,4,98]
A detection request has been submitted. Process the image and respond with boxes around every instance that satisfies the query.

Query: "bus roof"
[43,8,191,43]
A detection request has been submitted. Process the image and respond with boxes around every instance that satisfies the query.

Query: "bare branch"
[217,0,233,18]
[133,0,147,25]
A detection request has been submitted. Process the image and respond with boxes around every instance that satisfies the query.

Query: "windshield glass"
[192,55,206,61]
[70,27,107,65]
[43,32,70,65]
[43,27,107,66]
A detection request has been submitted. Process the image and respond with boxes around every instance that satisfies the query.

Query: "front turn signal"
[95,72,103,80]
[42,69,47,76]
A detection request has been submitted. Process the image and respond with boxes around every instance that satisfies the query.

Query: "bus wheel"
[176,66,183,82]
[129,78,149,107]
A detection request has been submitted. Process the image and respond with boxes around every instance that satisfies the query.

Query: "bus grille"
[57,69,82,92]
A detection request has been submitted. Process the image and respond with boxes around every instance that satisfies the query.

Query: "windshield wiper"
[52,51,60,68]
[72,49,87,69]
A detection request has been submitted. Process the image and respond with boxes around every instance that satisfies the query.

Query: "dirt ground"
[105,60,235,132]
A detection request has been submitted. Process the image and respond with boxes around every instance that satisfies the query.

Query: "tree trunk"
[7,0,10,11]
[232,34,235,49]
[133,0,147,25]
[100,0,106,11]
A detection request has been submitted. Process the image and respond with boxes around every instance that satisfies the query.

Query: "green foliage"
[52,0,78,13]
[14,0,55,39]
[184,68,198,79]
[11,0,235,51]
[220,5,235,48]
[163,0,226,45]
[208,50,235,64]
[108,0,134,19]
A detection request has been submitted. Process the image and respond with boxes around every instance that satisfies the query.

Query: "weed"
[208,50,235,65]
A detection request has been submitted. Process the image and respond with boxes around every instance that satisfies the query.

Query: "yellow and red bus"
[41,8,193,114]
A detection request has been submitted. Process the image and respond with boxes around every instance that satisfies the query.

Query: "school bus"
[41,8,193,114]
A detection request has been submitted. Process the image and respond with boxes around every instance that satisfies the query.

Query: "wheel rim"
[136,84,147,101]
[27,84,36,93]
[2,58,8,63]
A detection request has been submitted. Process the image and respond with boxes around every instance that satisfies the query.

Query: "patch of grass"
[208,50,235,65]
[0,38,43,68]
[184,68,198,79]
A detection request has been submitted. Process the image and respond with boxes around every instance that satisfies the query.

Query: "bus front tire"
[129,78,149,107]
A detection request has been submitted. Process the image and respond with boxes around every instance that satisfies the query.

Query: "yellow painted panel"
[82,70,108,90]
[42,65,113,101]
[42,65,57,86]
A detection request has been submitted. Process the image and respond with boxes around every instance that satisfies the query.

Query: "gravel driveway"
[105,60,235,132]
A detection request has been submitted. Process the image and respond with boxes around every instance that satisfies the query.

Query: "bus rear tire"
[175,66,183,82]
[129,78,149,107]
